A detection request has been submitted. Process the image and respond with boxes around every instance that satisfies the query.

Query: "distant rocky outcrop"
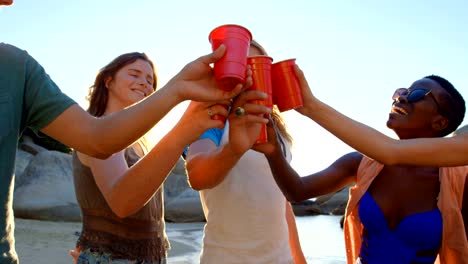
[13,138,349,223]
[14,149,80,222]
[163,159,205,222]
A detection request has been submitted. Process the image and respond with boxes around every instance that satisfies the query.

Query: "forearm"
[304,99,468,166]
[301,98,401,164]
[107,123,190,218]
[42,83,182,159]
[265,151,309,202]
[186,143,243,190]
[91,83,181,156]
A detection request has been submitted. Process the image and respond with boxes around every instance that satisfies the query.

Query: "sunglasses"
[392,88,442,111]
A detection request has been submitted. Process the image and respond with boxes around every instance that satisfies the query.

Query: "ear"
[431,116,449,131]
[105,76,112,89]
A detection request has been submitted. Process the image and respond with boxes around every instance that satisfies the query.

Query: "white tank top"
[199,122,294,264]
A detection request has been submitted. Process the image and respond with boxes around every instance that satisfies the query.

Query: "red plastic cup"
[211,104,229,124]
[247,55,273,144]
[209,24,252,91]
[256,124,268,145]
[271,59,303,112]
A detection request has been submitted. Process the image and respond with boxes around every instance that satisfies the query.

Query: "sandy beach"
[14,218,204,264]
[15,216,346,264]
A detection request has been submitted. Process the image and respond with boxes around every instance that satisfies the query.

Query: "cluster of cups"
[209,24,303,144]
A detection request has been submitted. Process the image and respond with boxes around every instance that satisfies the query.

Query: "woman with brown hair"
[72,52,270,263]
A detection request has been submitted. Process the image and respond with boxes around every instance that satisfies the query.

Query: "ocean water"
[296,215,346,264]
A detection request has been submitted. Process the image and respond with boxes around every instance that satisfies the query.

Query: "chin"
[386,119,395,129]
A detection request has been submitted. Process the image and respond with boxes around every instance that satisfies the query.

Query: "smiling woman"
[254,69,468,263]
[69,51,264,264]
[72,52,172,263]
[86,53,157,117]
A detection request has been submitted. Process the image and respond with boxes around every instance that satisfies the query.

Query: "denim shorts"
[77,249,167,264]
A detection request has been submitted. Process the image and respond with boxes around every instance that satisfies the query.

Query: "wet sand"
[15,216,345,264]
[14,218,204,264]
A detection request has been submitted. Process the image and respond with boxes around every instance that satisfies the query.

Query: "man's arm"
[41,46,244,159]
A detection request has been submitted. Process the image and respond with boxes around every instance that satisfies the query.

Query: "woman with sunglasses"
[292,66,467,167]
[255,69,467,263]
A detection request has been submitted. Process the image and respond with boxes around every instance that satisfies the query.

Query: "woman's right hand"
[176,100,232,144]
[293,64,319,117]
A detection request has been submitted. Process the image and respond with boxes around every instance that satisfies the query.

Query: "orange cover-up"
[343,157,468,264]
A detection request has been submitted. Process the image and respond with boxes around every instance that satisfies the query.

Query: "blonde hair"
[250,40,293,144]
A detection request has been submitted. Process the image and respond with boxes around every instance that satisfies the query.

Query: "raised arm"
[293,65,468,167]
[79,101,230,218]
[42,45,245,159]
[254,121,361,203]
[186,91,271,190]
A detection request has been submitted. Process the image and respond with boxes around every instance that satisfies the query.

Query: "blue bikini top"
[358,191,442,263]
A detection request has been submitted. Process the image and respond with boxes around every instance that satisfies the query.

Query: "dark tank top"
[72,144,169,262]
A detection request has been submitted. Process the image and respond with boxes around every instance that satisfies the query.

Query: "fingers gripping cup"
[247,55,273,144]
[209,24,252,91]
[271,59,303,112]
[212,104,229,124]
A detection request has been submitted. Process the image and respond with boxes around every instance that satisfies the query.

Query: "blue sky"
[1,0,467,174]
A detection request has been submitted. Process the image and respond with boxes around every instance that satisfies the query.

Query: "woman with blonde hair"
[185,40,306,264]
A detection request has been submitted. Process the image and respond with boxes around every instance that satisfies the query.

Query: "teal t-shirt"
[0,43,76,264]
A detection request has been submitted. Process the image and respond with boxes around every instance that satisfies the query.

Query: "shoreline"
[15,216,345,264]
[14,218,204,264]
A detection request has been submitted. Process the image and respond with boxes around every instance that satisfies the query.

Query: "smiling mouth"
[391,106,408,115]
[132,90,146,97]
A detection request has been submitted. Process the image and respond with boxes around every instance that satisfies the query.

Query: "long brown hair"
[86,52,157,117]
[250,40,293,144]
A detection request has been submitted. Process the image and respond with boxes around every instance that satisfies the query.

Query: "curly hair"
[424,75,465,136]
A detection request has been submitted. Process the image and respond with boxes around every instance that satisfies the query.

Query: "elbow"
[78,140,113,159]
[282,183,309,203]
[286,192,309,204]
[373,152,399,166]
[188,180,204,191]
[105,194,135,218]
[185,163,215,190]
[91,140,115,159]
[109,202,134,219]
[187,175,214,191]
[90,150,111,160]
[114,210,132,219]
